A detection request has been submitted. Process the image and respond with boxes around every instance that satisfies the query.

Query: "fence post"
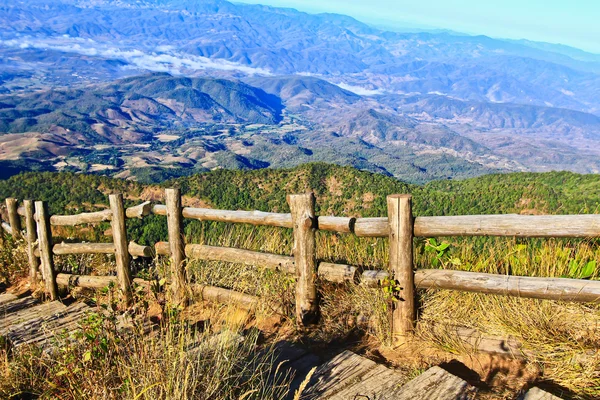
[288,193,319,326]
[6,198,22,240]
[23,200,41,282]
[109,194,133,305]
[166,188,187,305]
[34,201,58,300]
[387,194,415,342]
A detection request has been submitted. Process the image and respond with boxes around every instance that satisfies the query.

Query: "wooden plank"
[0,296,39,315]
[50,209,112,226]
[522,387,564,400]
[324,365,405,400]
[6,302,91,349]
[5,198,22,239]
[53,242,116,255]
[185,244,296,274]
[126,201,152,219]
[23,200,41,281]
[388,194,415,339]
[166,188,187,305]
[304,352,473,400]
[0,300,67,333]
[386,366,473,400]
[414,269,600,303]
[35,201,58,300]
[288,193,319,326]
[303,350,380,398]
[110,194,133,305]
[0,293,18,305]
[355,214,600,238]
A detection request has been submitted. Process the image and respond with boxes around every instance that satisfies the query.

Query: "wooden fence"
[2,192,600,341]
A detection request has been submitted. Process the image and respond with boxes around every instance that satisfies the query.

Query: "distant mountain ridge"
[1,0,600,181]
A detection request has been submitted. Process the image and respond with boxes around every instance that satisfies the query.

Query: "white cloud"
[335,82,384,96]
[0,36,272,76]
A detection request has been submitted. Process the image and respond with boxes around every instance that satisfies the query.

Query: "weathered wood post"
[166,188,187,305]
[23,200,41,282]
[6,198,22,240]
[288,193,319,325]
[109,194,133,305]
[35,201,58,300]
[387,194,416,342]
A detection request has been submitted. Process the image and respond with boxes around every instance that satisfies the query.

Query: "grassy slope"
[2,163,598,217]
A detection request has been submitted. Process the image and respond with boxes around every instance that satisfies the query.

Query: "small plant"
[381,277,402,304]
[564,259,597,279]
[424,238,461,268]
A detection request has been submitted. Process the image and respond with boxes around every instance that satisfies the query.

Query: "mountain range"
[0,0,599,182]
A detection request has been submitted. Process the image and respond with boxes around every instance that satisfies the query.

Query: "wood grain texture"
[318,216,354,233]
[55,273,149,289]
[35,201,58,300]
[5,198,22,239]
[53,242,116,255]
[318,262,357,283]
[50,209,112,226]
[185,244,295,274]
[166,188,187,305]
[128,241,153,258]
[288,193,319,325]
[125,201,152,219]
[192,284,259,310]
[6,302,91,349]
[361,270,390,287]
[355,214,600,238]
[522,387,564,400]
[110,194,133,305]
[183,207,293,228]
[415,269,600,303]
[388,194,415,339]
[23,200,40,281]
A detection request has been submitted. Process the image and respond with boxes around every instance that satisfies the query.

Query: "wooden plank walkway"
[299,350,475,400]
[0,295,566,400]
[0,295,92,349]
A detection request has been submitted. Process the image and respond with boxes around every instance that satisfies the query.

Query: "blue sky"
[237,0,600,54]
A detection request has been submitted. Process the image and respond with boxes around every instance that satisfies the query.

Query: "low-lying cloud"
[1,36,272,76]
[335,82,384,96]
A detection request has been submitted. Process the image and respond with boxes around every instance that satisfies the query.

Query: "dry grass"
[0,303,293,400]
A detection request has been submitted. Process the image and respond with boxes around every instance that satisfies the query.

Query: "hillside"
[2,164,598,218]
[0,73,282,144]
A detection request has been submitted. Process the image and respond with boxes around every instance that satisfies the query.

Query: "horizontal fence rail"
[1,190,599,342]
[355,214,600,238]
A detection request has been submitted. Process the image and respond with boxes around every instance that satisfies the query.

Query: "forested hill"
[0,164,599,218]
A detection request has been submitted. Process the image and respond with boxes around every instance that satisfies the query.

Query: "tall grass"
[0,304,292,399]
